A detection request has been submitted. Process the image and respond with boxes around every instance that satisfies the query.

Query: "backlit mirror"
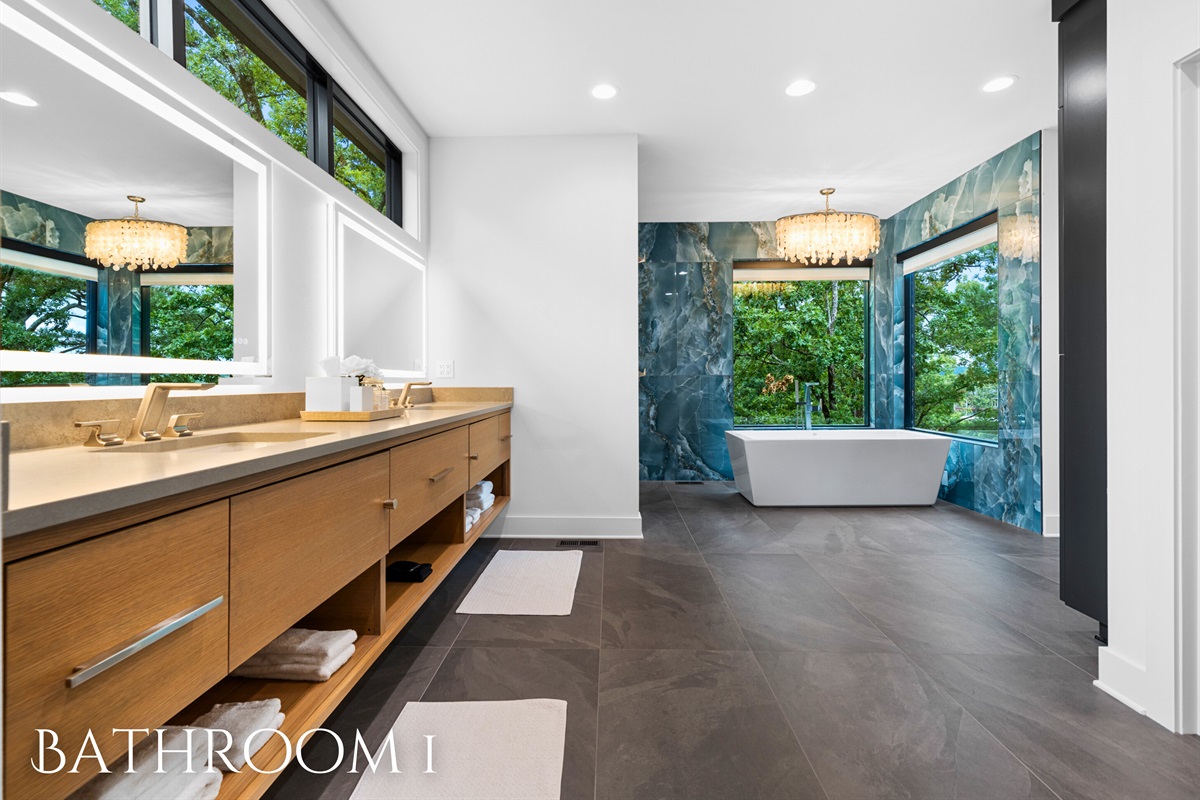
[0,14,268,387]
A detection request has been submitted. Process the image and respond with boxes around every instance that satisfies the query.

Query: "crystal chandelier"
[85,195,188,271]
[999,212,1040,262]
[775,187,880,265]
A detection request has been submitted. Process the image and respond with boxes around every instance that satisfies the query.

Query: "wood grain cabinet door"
[5,501,230,800]
[389,427,469,546]
[469,412,511,485]
[229,453,390,667]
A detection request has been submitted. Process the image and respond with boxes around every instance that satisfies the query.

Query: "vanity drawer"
[5,502,229,800]
[390,426,469,546]
[229,453,389,667]
[469,412,511,485]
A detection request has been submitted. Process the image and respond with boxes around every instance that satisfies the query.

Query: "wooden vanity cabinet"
[5,502,230,800]
[388,427,470,546]
[469,410,511,485]
[229,453,390,667]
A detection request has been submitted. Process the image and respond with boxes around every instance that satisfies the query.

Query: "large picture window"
[733,274,869,427]
[903,219,1000,441]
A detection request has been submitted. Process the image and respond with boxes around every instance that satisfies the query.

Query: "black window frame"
[167,0,404,228]
[731,266,873,429]
[900,211,1001,444]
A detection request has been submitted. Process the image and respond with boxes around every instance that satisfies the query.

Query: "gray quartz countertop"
[2,401,511,539]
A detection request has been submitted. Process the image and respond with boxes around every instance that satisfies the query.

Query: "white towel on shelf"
[465,506,483,533]
[230,643,355,682]
[72,727,210,799]
[177,770,223,800]
[190,698,283,771]
[467,492,495,512]
[252,628,358,661]
[466,480,493,498]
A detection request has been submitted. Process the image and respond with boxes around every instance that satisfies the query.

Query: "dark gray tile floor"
[266,482,1200,800]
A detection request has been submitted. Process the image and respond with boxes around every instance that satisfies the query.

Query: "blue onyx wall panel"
[873,133,1043,531]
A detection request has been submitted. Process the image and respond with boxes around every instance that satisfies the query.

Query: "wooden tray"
[299,407,408,422]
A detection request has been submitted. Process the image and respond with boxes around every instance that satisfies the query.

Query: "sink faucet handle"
[75,419,125,448]
[163,412,204,438]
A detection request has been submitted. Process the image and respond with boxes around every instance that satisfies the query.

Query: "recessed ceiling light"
[591,83,619,100]
[982,75,1018,93]
[0,91,37,107]
[785,79,817,97]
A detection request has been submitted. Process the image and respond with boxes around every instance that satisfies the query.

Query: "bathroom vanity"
[2,396,512,799]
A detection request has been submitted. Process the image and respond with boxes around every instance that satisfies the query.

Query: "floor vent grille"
[557,540,600,547]
[674,480,703,485]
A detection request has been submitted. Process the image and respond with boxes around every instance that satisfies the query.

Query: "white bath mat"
[456,550,582,615]
[348,699,567,800]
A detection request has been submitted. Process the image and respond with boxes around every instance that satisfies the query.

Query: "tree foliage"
[93,0,139,33]
[911,243,999,438]
[0,265,88,386]
[148,284,234,382]
[733,280,867,426]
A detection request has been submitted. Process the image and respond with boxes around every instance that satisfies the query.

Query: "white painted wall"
[1101,0,1200,732]
[1040,128,1061,536]
[428,135,642,538]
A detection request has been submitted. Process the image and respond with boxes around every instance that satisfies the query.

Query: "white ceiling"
[0,27,233,226]
[320,0,1058,222]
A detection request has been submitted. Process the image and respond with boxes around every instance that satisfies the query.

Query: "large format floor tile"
[602,550,747,650]
[912,654,1200,800]
[422,647,600,800]
[670,483,792,554]
[597,649,825,800]
[753,506,892,556]
[390,537,505,647]
[757,651,1054,800]
[705,553,900,653]
[803,552,1051,656]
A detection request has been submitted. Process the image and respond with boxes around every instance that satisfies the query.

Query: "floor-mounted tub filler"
[725,429,953,506]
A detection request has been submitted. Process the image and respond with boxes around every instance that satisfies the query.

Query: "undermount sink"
[104,431,336,453]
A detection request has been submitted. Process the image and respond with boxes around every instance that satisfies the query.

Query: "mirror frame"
[0,4,272,379]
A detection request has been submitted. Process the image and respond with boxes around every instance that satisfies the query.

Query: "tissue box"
[306,377,374,412]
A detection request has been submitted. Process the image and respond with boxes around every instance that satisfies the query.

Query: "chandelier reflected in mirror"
[775,187,880,265]
[85,195,188,271]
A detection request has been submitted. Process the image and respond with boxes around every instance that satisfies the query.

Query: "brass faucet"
[129,382,215,442]
[395,381,432,409]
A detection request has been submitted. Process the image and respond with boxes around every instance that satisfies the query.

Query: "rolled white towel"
[190,698,282,772]
[180,770,223,800]
[466,480,493,498]
[230,643,355,682]
[71,727,209,799]
[467,492,495,512]
[466,507,482,522]
[253,628,357,661]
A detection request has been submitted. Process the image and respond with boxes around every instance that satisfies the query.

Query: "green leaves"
[0,264,88,386]
[147,284,234,382]
[911,243,999,439]
[733,280,867,426]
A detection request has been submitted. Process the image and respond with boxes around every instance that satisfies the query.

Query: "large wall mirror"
[0,8,269,388]
[334,210,426,379]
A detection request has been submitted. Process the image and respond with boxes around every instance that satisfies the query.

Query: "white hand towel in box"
[72,727,211,799]
[466,480,493,498]
[256,627,358,661]
[231,643,355,682]
[191,698,283,771]
[467,492,495,512]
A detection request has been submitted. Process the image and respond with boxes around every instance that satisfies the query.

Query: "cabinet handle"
[67,596,224,689]
[468,453,480,460]
[500,435,513,442]
[383,498,399,509]
[429,467,453,483]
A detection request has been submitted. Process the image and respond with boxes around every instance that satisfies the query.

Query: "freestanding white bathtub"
[725,429,953,506]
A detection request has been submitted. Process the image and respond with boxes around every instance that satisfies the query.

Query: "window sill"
[908,427,1000,448]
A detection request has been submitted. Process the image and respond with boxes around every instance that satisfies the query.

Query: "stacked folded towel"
[465,506,483,532]
[72,726,220,800]
[467,480,495,512]
[231,628,357,682]
[190,698,284,772]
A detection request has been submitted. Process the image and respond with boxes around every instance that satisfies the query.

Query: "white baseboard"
[1094,679,1149,715]
[480,513,643,539]
[1042,514,1061,536]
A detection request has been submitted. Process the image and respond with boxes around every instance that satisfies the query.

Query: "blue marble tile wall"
[638,221,779,480]
[872,133,1043,531]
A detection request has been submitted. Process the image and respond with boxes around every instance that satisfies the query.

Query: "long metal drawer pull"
[67,596,224,689]
[429,467,453,483]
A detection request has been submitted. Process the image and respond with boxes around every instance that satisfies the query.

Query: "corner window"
[333,95,387,213]
[733,271,870,427]
[903,219,999,441]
